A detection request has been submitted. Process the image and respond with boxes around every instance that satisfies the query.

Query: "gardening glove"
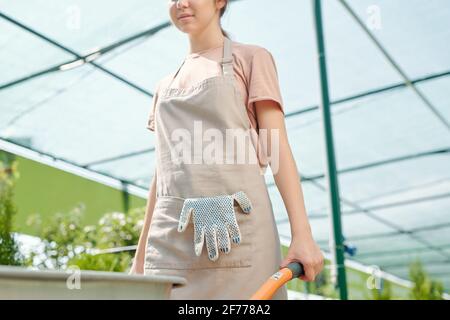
[177,191,252,261]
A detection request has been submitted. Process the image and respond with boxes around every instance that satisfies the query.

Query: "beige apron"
[144,37,287,300]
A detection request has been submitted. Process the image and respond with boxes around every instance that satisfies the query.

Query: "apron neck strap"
[166,59,186,91]
[221,37,233,77]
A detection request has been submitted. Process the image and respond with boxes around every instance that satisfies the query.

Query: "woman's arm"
[129,169,157,274]
[255,100,324,282]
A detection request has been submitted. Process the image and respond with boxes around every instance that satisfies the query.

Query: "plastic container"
[0,265,186,300]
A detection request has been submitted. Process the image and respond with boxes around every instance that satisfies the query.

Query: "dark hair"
[219,0,230,38]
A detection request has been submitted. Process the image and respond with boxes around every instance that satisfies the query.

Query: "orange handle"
[250,262,304,300]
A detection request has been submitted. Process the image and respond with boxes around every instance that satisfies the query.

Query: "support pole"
[311,0,348,300]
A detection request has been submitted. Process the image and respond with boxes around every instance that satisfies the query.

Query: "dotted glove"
[177,191,252,261]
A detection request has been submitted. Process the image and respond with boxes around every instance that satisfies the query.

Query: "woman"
[130,0,324,300]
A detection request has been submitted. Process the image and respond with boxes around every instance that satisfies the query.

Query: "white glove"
[177,191,252,261]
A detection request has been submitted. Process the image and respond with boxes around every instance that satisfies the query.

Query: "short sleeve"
[247,48,284,114]
[146,81,161,132]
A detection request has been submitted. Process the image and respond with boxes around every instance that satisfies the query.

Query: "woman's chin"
[179,26,198,35]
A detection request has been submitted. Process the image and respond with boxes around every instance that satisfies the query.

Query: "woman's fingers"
[280,238,325,281]
[301,262,317,281]
[295,255,324,281]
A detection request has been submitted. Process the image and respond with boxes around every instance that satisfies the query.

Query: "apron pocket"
[144,195,253,270]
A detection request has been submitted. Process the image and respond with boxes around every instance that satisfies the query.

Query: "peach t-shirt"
[146,39,284,168]
[147,39,284,132]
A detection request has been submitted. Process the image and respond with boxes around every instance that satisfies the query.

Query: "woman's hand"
[279,233,324,282]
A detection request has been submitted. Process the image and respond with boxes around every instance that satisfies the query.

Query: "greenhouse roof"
[1,0,449,290]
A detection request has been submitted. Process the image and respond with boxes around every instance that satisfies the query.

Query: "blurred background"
[1,0,449,299]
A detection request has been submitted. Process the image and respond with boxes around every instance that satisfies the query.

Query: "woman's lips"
[179,15,194,21]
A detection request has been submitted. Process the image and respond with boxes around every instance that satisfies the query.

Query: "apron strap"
[166,59,186,91]
[221,36,233,77]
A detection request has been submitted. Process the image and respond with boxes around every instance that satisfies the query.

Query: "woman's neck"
[188,32,225,55]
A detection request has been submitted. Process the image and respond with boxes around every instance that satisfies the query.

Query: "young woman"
[130,0,324,300]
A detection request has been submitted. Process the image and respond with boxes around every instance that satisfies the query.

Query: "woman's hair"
[219,0,230,38]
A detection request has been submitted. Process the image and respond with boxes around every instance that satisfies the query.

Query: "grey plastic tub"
[0,265,186,300]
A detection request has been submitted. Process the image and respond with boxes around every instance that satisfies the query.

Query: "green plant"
[68,252,131,272]
[27,205,145,272]
[26,204,87,269]
[409,259,444,300]
[0,158,24,266]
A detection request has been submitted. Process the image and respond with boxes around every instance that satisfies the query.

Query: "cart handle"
[250,262,305,300]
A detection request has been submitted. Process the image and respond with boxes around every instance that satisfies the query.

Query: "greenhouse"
[0,0,449,300]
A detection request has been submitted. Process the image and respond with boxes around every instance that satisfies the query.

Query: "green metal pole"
[121,182,130,214]
[311,0,348,300]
